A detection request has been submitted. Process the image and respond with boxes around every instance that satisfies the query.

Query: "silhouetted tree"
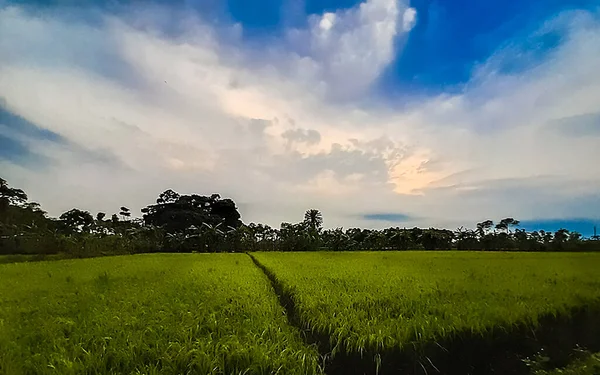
[119,207,131,220]
[476,220,494,237]
[303,209,323,232]
[496,218,520,233]
[59,209,94,234]
[141,190,242,249]
[0,177,28,212]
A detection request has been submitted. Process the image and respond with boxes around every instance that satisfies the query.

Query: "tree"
[59,209,94,234]
[0,177,28,212]
[421,229,454,250]
[476,220,494,237]
[119,206,131,220]
[455,227,479,250]
[552,229,569,251]
[279,221,319,252]
[142,190,242,235]
[322,228,356,251]
[303,209,323,232]
[157,189,180,204]
[201,222,225,252]
[496,218,520,233]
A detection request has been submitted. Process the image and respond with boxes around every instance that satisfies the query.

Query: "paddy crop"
[251,251,600,355]
[0,253,322,375]
[3,251,599,375]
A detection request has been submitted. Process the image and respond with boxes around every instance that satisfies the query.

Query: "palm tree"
[303,209,323,231]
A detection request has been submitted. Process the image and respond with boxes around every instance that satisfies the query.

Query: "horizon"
[1,0,599,235]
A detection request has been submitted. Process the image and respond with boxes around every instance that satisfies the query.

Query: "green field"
[0,254,322,375]
[252,252,600,353]
[1,251,600,374]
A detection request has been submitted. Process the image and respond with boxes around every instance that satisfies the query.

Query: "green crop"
[0,254,322,375]
[2,251,599,374]
[252,251,600,355]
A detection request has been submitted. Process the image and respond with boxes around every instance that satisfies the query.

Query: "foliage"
[303,209,323,232]
[59,208,95,234]
[533,352,600,375]
[0,254,322,375]
[252,251,600,355]
[0,177,27,210]
[141,190,242,233]
[1,176,599,259]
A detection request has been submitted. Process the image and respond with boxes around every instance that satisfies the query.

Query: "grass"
[0,254,70,264]
[534,352,600,374]
[251,251,600,355]
[0,253,322,375]
[2,251,599,374]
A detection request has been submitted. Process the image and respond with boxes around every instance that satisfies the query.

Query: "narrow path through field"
[246,253,334,372]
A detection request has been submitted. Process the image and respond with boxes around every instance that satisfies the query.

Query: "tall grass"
[252,251,600,355]
[0,254,322,375]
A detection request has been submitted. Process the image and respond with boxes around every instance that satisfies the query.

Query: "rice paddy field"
[1,251,600,375]
[251,252,600,354]
[0,254,322,375]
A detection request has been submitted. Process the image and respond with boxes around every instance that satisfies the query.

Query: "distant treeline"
[1,177,599,258]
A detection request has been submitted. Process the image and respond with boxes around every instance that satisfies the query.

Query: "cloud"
[547,112,600,137]
[0,106,65,144]
[402,7,417,31]
[0,134,43,166]
[362,213,412,222]
[319,12,336,31]
[281,128,321,145]
[0,2,599,230]
[284,0,410,98]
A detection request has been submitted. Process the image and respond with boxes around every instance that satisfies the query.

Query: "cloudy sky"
[1,0,599,234]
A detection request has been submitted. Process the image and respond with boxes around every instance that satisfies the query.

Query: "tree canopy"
[0,176,598,257]
[141,190,242,233]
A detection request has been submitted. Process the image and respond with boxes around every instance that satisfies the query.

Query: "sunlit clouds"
[0,2,599,229]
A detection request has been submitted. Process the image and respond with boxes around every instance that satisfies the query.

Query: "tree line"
[1,177,598,258]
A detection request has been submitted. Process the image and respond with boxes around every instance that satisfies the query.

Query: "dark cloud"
[362,213,413,222]
[281,128,321,145]
[0,134,45,167]
[422,175,600,223]
[274,146,389,183]
[0,106,124,169]
[248,118,272,137]
[547,112,600,137]
[0,106,65,144]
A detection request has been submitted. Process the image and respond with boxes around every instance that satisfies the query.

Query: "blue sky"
[0,0,599,234]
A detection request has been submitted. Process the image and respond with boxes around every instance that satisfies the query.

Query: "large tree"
[495,218,520,233]
[476,220,494,237]
[141,190,242,234]
[59,209,94,234]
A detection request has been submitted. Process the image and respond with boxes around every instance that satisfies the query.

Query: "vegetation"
[1,177,598,259]
[1,249,599,374]
[0,254,322,375]
[532,352,600,375]
[252,252,600,355]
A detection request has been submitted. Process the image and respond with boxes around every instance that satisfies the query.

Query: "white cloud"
[0,4,599,230]
[285,0,408,98]
[319,12,336,31]
[402,7,417,31]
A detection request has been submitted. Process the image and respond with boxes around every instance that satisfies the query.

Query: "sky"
[1,0,599,235]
